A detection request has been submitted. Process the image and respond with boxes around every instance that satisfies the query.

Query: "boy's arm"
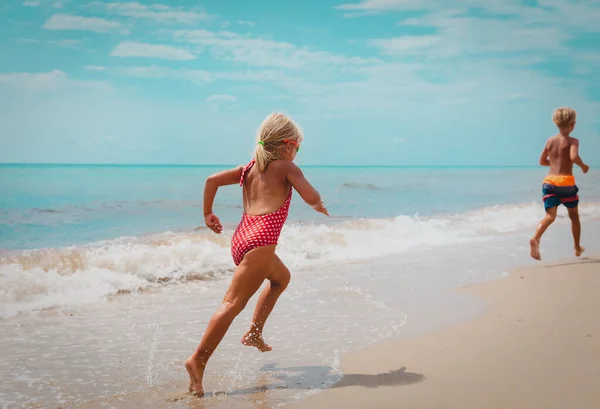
[570,138,590,173]
[539,141,550,166]
[286,163,328,215]
[203,165,244,217]
[569,138,584,166]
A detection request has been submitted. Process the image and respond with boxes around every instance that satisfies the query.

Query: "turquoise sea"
[1,164,599,408]
[3,164,599,250]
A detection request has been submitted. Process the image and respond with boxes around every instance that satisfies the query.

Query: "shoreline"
[284,254,600,409]
[2,219,599,408]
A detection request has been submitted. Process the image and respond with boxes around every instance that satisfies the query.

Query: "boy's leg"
[185,245,275,397]
[530,206,558,260]
[242,254,291,352]
[567,206,585,257]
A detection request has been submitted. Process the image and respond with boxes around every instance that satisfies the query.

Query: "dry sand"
[285,255,600,409]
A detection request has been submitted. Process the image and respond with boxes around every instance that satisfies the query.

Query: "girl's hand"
[314,202,329,216]
[204,213,223,234]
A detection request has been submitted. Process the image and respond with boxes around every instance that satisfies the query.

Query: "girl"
[185,112,329,396]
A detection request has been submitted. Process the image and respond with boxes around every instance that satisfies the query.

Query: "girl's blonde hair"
[254,112,303,172]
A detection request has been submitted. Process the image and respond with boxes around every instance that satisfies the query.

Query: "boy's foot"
[575,246,585,257]
[241,332,272,352]
[185,357,205,397]
[529,238,541,260]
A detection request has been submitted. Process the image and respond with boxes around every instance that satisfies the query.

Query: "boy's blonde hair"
[552,107,577,129]
[254,113,303,172]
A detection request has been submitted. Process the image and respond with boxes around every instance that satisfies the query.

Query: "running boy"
[530,107,590,260]
[185,113,329,396]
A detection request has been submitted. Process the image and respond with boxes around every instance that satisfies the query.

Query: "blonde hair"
[254,112,303,172]
[552,107,577,129]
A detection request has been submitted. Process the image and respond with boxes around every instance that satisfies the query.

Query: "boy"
[530,107,590,260]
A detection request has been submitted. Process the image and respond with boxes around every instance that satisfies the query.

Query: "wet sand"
[285,255,600,409]
[3,226,599,408]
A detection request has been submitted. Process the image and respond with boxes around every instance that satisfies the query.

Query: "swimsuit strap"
[239,159,256,186]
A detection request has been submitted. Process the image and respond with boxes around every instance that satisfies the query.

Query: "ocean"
[1,164,599,409]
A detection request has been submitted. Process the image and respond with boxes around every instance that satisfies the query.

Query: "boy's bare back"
[544,135,579,176]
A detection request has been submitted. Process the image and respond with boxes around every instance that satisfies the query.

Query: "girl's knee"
[280,272,291,290]
[221,299,248,316]
[271,269,291,290]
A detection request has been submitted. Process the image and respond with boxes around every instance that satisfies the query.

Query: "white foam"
[1,201,599,318]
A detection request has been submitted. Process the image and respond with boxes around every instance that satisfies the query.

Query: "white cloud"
[43,14,122,33]
[16,38,41,43]
[173,29,380,69]
[338,0,600,33]
[118,65,310,93]
[119,66,214,84]
[336,0,530,13]
[369,36,439,54]
[354,0,600,62]
[397,16,573,56]
[336,0,425,11]
[503,94,529,103]
[0,70,110,92]
[104,2,210,24]
[49,39,83,48]
[111,42,196,60]
[237,20,256,27]
[23,1,41,6]
[206,94,237,103]
[85,65,107,71]
[109,3,597,124]
[0,70,66,91]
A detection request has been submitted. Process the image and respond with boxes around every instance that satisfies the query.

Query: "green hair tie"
[257,141,264,146]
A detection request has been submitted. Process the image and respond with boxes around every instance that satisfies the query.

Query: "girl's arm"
[203,165,244,233]
[286,163,329,216]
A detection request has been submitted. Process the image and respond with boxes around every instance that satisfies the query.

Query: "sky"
[0,0,599,166]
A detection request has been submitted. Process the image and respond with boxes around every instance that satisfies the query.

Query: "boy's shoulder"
[545,135,557,147]
[546,135,579,149]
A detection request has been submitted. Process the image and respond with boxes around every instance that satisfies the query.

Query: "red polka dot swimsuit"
[231,160,292,266]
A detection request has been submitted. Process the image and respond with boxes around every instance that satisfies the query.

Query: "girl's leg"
[185,245,275,396]
[242,254,291,352]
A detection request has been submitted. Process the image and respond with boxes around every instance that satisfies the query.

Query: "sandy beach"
[2,166,599,409]
[286,255,600,409]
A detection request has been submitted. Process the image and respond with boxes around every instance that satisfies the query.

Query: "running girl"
[185,112,329,396]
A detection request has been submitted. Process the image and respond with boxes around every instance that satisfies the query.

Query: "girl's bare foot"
[241,331,272,352]
[529,238,541,260]
[575,246,585,257]
[185,357,205,397]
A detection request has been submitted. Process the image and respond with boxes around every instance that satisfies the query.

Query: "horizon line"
[0,162,553,168]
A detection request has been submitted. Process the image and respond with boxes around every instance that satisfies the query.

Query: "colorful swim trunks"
[542,175,579,210]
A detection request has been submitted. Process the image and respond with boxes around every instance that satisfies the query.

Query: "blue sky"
[0,0,599,166]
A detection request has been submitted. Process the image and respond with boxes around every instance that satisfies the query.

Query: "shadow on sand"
[201,363,424,398]
[542,257,599,269]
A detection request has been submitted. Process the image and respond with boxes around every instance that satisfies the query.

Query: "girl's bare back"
[243,160,293,216]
